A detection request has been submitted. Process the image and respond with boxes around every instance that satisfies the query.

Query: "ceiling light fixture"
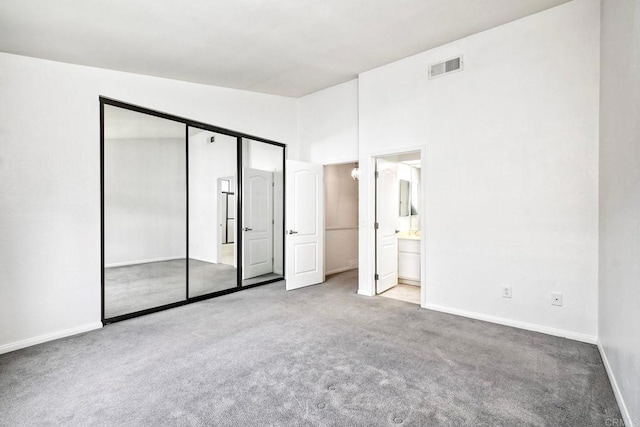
[351,163,359,181]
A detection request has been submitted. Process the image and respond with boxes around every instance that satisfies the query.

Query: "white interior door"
[242,167,273,280]
[285,160,323,290]
[376,158,398,293]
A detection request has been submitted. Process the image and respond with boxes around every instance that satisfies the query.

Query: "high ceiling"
[0,0,570,97]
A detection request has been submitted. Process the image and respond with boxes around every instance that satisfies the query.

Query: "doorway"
[374,151,422,305]
[324,162,360,280]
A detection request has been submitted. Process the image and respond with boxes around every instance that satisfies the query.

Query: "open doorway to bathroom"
[375,151,421,305]
[324,162,359,282]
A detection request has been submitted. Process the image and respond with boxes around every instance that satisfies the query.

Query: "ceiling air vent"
[429,56,463,79]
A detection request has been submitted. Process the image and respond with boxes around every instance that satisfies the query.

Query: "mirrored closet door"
[188,127,239,298]
[101,98,287,323]
[241,138,285,286]
[103,104,187,319]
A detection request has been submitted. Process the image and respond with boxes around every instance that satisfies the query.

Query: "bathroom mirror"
[103,104,187,319]
[399,179,411,217]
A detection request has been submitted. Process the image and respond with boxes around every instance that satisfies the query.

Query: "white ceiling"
[0,0,570,97]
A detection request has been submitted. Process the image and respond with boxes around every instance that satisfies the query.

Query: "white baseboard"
[422,302,597,344]
[0,322,103,355]
[105,256,184,268]
[598,342,634,427]
[188,256,216,264]
[326,266,357,276]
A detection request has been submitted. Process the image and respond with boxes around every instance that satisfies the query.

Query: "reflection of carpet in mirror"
[188,259,236,297]
[104,259,236,318]
[379,284,420,305]
[221,244,234,266]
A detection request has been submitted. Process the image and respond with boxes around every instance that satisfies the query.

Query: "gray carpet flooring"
[0,270,621,426]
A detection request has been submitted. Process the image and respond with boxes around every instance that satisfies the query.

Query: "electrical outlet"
[502,286,512,298]
[551,292,563,306]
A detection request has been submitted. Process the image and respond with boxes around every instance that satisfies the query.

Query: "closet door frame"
[100,97,286,325]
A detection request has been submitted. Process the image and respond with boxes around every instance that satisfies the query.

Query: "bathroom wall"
[397,163,413,232]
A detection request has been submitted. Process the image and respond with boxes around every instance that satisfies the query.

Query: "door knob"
[243,227,253,231]
[288,230,298,234]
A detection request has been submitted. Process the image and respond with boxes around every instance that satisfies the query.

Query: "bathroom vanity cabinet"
[398,237,420,286]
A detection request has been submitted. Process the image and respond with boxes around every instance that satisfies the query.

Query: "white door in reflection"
[242,167,273,279]
[285,160,324,290]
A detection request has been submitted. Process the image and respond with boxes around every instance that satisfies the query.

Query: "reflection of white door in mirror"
[242,168,273,279]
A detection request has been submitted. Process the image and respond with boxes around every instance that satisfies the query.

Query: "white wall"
[599,0,640,424]
[105,137,186,266]
[0,52,297,353]
[298,79,359,165]
[188,130,237,264]
[357,0,600,341]
[324,163,359,275]
[396,162,412,232]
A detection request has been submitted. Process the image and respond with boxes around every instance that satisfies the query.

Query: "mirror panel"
[241,138,284,286]
[103,105,187,318]
[188,128,239,297]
